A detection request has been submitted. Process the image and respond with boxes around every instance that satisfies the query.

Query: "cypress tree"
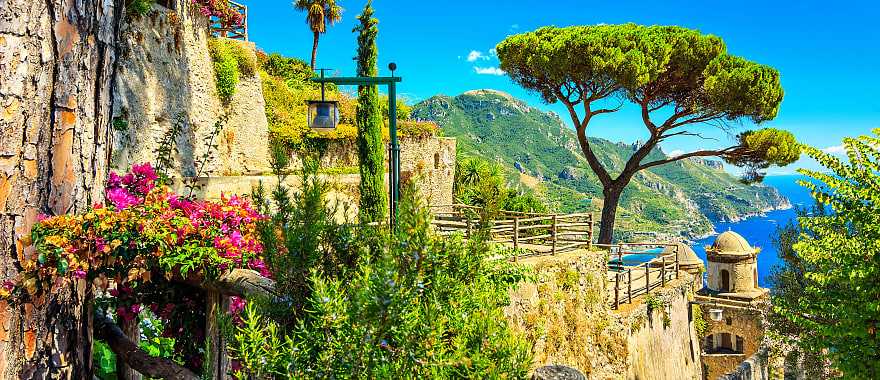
[354,1,387,223]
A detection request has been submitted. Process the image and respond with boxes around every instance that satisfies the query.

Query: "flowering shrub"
[192,0,243,28]
[4,163,268,371]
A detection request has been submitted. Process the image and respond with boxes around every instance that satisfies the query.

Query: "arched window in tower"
[754,267,759,288]
[720,269,730,292]
[735,336,744,354]
[434,152,441,169]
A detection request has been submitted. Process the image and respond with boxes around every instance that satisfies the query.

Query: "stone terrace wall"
[505,253,703,380]
[700,304,767,379]
[110,1,269,177]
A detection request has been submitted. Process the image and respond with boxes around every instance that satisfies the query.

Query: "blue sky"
[248,0,879,175]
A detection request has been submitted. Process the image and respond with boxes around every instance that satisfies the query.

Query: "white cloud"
[489,48,497,57]
[822,145,846,154]
[474,66,506,76]
[467,50,489,62]
[667,149,685,158]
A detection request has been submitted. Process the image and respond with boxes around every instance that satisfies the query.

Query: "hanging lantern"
[307,100,339,131]
[709,308,723,321]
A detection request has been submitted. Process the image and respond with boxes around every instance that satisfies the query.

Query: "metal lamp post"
[310,63,403,227]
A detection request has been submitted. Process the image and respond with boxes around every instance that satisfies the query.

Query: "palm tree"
[293,0,343,70]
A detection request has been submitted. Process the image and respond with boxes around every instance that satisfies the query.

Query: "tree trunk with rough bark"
[597,185,624,245]
[0,0,123,377]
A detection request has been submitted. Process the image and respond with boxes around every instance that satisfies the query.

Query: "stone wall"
[700,304,767,380]
[110,1,269,177]
[172,135,456,213]
[619,277,703,380]
[505,252,703,380]
[718,345,771,380]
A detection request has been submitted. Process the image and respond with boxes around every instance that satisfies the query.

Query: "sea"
[691,175,815,288]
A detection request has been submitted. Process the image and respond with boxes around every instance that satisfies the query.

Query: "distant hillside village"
[0,0,867,379]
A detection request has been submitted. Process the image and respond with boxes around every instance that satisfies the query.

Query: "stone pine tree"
[497,24,800,244]
[354,0,387,223]
[0,0,124,377]
[294,0,343,70]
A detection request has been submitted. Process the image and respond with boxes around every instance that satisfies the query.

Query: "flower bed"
[192,0,244,29]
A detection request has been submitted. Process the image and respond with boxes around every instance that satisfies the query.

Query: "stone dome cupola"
[704,231,765,299]
[663,242,705,291]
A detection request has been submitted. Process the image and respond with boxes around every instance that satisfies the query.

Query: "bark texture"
[0,0,123,377]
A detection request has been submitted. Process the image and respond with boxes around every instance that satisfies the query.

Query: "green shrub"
[127,0,153,16]
[230,152,532,379]
[208,38,257,102]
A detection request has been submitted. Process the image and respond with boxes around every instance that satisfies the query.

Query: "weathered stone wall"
[619,277,703,380]
[505,253,703,380]
[178,135,456,210]
[110,1,269,177]
[700,304,767,380]
[718,345,771,380]
[707,259,758,293]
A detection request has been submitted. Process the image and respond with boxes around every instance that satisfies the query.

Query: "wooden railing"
[210,1,248,41]
[595,243,681,310]
[430,204,594,258]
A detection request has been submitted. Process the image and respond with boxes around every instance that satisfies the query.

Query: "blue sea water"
[692,175,815,288]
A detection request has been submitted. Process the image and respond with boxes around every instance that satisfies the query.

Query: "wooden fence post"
[675,246,680,279]
[661,255,667,287]
[551,215,558,255]
[614,272,620,310]
[627,269,632,304]
[513,217,520,250]
[588,214,594,250]
[645,264,651,294]
[205,291,230,379]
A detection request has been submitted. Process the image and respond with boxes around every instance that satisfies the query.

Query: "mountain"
[411,89,790,240]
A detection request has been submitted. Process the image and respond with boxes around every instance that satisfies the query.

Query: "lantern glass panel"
[308,100,339,131]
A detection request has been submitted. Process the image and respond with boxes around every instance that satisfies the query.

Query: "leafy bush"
[208,38,257,102]
[229,151,532,378]
[455,157,549,214]
[127,0,153,16]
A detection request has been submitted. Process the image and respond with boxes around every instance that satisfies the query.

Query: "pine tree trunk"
[597,186,624,244]
[0,0,123,377]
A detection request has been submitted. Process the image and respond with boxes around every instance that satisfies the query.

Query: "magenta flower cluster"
[192,0,244,28]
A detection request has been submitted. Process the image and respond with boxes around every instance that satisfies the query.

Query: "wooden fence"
[430,204,594,258]
[596,243,681,310]
[209,1,248,41]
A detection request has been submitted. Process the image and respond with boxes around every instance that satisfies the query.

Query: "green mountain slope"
[412,89,790,240]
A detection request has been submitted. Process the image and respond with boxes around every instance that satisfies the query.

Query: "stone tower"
[699,231,770,380]
[663,242,704,291]
[705,231,768,300]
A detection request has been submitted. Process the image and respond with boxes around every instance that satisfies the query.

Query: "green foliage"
[770,131,880,378]
[497,24,782,121]
[354,1,387,224]
[238,151,532,379]
[726,128,801,183]
[127,0,153,16]
[93,340,118,380]
[208,38,257,102]
[692,304,708,337]
[293,0,343,68]
[454,157,548,215]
